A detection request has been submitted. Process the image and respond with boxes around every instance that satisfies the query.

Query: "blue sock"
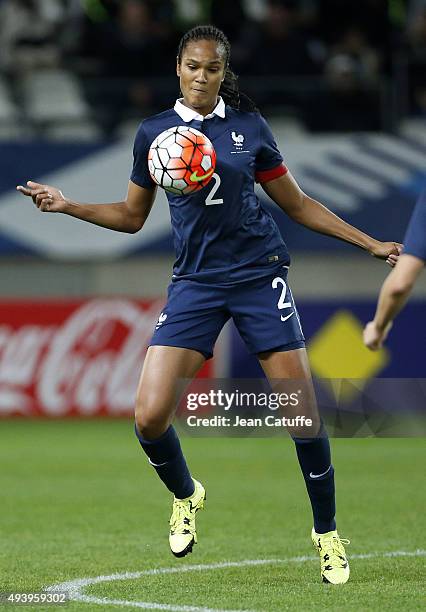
[293,425,336,533]
[135,424,195,499]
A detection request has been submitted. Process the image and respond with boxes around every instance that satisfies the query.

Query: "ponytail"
[220,67,258,112]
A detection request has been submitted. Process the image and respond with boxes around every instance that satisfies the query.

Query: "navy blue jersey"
[131,98,290,283]
[404,190,426,262]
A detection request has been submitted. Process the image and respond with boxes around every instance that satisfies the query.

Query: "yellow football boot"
[312,528,350,584]
[169,479,205,557]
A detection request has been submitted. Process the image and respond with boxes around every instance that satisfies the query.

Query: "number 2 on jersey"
[205,173,223,206]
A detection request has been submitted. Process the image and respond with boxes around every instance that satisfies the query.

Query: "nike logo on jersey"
[280,312,294,322]
[190,168,214,182]
[309,465,332,479]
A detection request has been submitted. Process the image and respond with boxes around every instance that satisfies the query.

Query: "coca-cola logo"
[0,299,164,416]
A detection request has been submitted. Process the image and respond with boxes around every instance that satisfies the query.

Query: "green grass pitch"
[0,420,424,611]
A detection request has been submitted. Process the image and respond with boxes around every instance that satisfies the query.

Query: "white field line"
[45,550,426,612]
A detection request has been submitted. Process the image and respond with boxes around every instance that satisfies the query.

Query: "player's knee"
[135,399,169,440]
[291,419,325,440]
[135,412,168,440]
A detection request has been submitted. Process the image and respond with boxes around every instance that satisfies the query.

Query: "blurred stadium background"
[0,0,424,417]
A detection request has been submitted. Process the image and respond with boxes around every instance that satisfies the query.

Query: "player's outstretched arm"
[16,180,156,234]
[363,254,424,350]
[262,172,402,266]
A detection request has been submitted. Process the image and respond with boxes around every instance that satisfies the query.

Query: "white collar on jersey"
[174,96,226,122]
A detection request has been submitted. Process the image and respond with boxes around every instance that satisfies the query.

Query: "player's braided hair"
[177,25,258,113]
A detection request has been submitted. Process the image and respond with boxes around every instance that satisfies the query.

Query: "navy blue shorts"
[150,267,305,359]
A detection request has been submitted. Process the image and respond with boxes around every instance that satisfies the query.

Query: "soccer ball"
[148,126,216,196]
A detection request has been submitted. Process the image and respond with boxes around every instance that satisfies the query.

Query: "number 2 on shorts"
[272,276,293,320]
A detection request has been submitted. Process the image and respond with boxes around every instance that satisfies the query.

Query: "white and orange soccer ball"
[148,126,216,196]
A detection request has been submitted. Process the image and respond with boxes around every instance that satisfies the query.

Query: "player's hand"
[363,320,392,351]
[16,181,67,213]
[370,241,403,267]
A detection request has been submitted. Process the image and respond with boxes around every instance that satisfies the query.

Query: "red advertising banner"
[0,299,215,417]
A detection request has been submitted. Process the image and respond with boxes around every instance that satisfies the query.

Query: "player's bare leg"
[258,347,321,437]
[135,345,205,439]
[258,348,350,584]
[134,345,206,557]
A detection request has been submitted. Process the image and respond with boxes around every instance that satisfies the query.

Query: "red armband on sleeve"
[255,163,288,184]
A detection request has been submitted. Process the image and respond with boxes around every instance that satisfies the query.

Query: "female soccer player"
[17,26,401,585]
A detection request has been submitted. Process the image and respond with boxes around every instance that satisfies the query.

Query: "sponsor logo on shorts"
[155,312,167,329]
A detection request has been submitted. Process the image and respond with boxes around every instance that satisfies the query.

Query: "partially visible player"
[17,26,402,585]
[364,190,425,350]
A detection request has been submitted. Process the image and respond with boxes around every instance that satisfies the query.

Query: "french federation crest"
[231,131,244,149]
